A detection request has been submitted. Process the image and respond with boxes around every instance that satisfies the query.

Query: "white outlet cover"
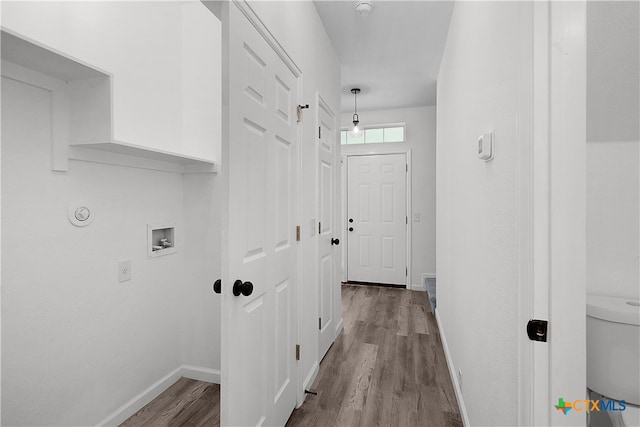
[118,260,132,282]
[68,200,94,227]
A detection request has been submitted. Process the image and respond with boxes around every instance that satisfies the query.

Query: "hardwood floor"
[120,378,220,427]
[120,284,461,427]
[286,284,462,427]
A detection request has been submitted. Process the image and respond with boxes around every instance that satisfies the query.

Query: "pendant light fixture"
[349,88,363,138]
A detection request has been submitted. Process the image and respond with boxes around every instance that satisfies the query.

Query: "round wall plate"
[68,201,94,227]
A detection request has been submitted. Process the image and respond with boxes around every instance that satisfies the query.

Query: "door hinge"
[296,344,300,360]
[296,104,309,123]
[318,126,321,139]
[406,216,408,225]
[406,267,408,276]
[406,164,408,172]
[319,317,322,330]
[296,225,301,241]
[318,221,321,234]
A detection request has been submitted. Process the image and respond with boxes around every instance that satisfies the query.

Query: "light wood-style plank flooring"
[286,284,462,427]
[120,284,461,427]
[120,378,220,427]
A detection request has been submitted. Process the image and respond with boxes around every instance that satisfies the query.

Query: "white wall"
[181,173,221,369]
[1,1,221,161]
[1,77,221,425]
[586,1,640,300]
[245,0,342,397]
[436,2,522,425]
[341,106,436,288]
[1,3,222,425]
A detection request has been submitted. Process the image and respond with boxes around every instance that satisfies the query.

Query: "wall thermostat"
[478,132,494,161]
[68,201,94,227]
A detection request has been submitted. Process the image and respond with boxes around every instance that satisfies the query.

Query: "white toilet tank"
[586,294,640,406]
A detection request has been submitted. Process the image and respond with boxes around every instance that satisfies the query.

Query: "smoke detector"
[355,0,373,17]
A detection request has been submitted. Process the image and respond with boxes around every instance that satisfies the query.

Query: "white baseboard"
[414,273,436,292]
[96,365,220,427]
[334,317,344,337]
[181,365,221,384]
[435,309,470,427]
[410,283,426,291]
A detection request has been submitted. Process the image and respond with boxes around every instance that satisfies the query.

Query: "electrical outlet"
[118,260,132,282]
[458,368,463,388]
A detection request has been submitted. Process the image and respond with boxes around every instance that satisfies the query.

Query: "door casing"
[516,2,586,425]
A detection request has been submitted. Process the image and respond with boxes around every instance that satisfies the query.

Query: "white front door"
[221,3,299,426]
[317,95,338,360]
[347,154,407,285]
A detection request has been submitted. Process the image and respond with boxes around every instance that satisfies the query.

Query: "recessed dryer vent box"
[148,222,176,258]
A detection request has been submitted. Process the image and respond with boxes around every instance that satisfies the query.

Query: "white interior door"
[347,154,407,285]
[221,3,299,426]
[317,95,338,360]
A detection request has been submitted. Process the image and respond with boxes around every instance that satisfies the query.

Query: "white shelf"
[69,140,217,174]
[1,29,108,81]
[1,29,217,175]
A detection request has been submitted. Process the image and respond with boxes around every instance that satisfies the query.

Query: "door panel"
[223,3,298,426]
[317,95,338,360]
[319,254,332,335]
[274,279,291,400]
[358,184,371,221]
[274,136,291,249]
[359,236,371,267]
[320,161,332,233]
[347,154,407,285]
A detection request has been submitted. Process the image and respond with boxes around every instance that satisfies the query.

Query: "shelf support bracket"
[52,85,70,172]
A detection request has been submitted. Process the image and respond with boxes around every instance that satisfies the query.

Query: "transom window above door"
[340,124,405,145]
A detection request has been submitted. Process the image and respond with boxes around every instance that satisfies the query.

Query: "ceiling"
[313,1,454,113]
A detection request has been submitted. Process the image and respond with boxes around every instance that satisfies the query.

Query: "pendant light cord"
[354,91,358,115]
[353,90,359,123]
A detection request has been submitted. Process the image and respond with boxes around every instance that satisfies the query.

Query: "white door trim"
[232,1,302,78]
[516,2,543,424]
[517,2,587,425]
[547,3,586,426]
[342,149,412,288]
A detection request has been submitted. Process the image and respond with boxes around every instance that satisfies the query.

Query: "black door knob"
[348,227,354,232]
[233,280,254,297]
[331,238,340,245]
[213,279,222,294]
[349,218,354,223]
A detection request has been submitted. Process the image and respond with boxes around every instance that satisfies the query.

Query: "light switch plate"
[478,132,494,161]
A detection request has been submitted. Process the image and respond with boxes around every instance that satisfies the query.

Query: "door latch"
[527,319,548,342]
